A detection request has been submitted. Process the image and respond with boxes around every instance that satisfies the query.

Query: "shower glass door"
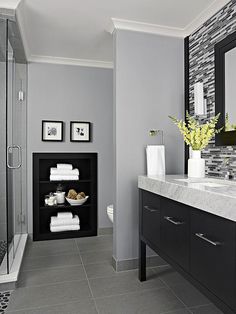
[7,19,27,269]
[0,18,7,275]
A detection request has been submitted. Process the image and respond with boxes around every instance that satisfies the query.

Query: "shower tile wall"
[188,0,236,176]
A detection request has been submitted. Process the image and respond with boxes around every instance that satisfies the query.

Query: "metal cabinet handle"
[195,233,221,246]
[164,216,184,225]
[144,205,159,212]
[7,145,22,169]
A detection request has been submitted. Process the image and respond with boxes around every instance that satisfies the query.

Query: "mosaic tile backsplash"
[188,0,236,177]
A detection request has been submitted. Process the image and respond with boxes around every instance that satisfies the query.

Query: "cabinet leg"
[139,240,146,281]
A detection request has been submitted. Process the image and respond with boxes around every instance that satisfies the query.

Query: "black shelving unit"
[33,153,97,241]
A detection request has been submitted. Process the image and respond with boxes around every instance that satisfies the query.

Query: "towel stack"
[50,212,80,232]
[50,164,79,181]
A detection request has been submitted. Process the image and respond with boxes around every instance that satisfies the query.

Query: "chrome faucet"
[221,157,235,180]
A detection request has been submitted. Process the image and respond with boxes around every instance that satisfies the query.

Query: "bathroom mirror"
[215,30,236,146]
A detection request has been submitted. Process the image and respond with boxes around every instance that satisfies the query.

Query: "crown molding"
[108,1,231,38]
[0,0,21,10]
[184,0,231,36]
[107,18,184,38]
[28,54,113,69]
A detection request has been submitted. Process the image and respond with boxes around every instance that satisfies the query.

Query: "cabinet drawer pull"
[144,205,159,212]
[164,216,184,225]
[195,233,221,246]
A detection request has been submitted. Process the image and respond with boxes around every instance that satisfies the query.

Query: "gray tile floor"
[5,235,223,314]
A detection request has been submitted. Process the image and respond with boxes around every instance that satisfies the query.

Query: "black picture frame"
[215,30,236,146]
[70,121,91,142]
[42,120,64,142]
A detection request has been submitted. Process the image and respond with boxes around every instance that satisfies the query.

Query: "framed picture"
[42,120,63,142]
[70,121,91,142]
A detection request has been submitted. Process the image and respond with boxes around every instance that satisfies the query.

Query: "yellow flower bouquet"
[169,112,222,151]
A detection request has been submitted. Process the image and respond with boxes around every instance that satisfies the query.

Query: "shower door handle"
[7,145,22,169]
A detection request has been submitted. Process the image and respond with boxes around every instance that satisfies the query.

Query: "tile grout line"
[74,239,100,314]
[156,271,191,312]
[157,272,212,312]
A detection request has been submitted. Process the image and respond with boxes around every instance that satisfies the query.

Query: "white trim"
[108,0,231,38]
[0,234,27,283]
[28,54,113,69]
[184,0,231,36]
[108,18,184,38]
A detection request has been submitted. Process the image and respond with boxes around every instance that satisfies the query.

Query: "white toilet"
[107,204,114,223]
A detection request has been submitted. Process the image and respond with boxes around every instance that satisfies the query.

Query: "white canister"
[188,150,205,178]
[54,191,65,204]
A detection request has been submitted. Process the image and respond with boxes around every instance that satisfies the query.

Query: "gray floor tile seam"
[157,275,190,312]
[16,278,90,291]
[5,297,95,314]
[79,248,113,255]
[24,251,79,258]
[160,308,192,314]
[17,277,89,289]
[90,286,173,301]
[75,239,99,314]
[20,263,84,274]
[187,303,217,313]
[22,262,83,272]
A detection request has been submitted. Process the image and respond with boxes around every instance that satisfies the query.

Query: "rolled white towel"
[50,224,80,232]
[57,212,73,219]
[51,215,80,226]
[50,175,79,181]
[57,164,73,170]
[50,168,79,175]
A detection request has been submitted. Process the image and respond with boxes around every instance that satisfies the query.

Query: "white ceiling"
[10,0,230,67]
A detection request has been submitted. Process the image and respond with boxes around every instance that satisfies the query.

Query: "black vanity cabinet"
[191,209,236,310]
[161,198,190,271]
[139,189,236,314]
[141,191,161,249]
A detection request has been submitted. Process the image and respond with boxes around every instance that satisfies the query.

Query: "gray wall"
[27,63,113,233]
[113,30,184,261]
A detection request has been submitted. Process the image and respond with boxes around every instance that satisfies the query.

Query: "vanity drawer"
[191,209,236,310]
[161,198,190,271]
[141,190,161,248]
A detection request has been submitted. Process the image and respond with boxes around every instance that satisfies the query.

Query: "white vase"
[188,150,205,178]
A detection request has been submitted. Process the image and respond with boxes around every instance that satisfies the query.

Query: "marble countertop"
[138,175,236,222]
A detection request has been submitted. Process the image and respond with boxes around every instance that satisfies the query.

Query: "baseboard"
[112,254,168,272]
[98,227,113,235]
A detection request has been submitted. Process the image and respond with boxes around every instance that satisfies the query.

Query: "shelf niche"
[33,152,97,241]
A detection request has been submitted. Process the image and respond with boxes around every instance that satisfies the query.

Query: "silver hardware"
[164,216,184,225]
[144,205,159,212]
[7,145,22,169]
[195,233,221,246]
[149,129,164,145]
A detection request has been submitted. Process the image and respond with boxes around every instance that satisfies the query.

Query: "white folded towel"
[50,224,80,232]
[57,212,73,219]
[51,215,80,226]
[50,168,80,175]
[146,145,165,176]
[57,164,73,170]
[50,175,79,181]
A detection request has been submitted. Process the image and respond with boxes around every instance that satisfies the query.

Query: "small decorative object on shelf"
[66,189,89,206]
[70,121,91,142]
[54,184,66,204]
[45,193,57,206]
[169,112,222,178]
[42,120,63,142]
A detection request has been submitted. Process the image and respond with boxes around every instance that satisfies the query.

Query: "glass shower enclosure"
[0,17,27,279]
